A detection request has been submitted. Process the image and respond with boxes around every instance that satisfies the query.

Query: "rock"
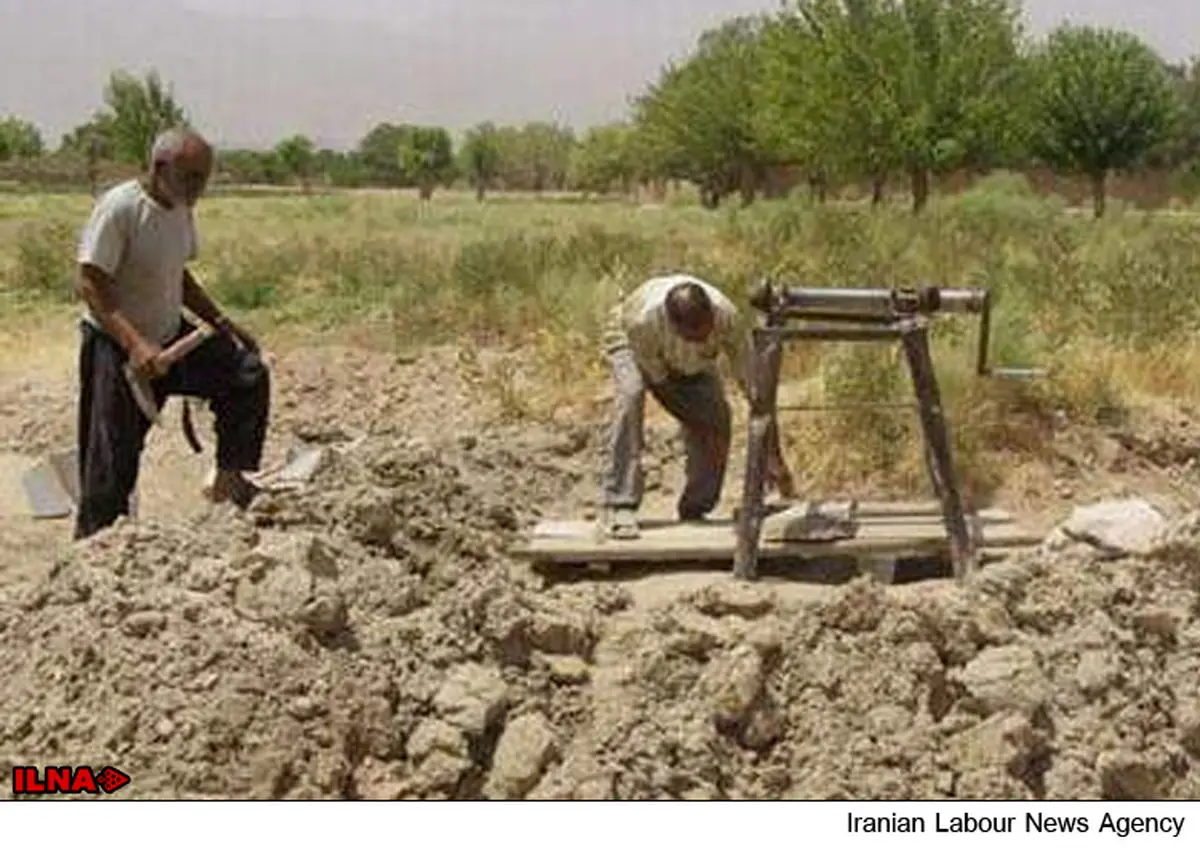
[1132,608,1179,641]
[1097,750,1172,800]
[865,706,913,736]
[820,578,887,633]
[546,656,591,685]
[406,719,468,763]
[745,619,785,664]
[701,645,765,734]
[285,696,326,721]
[739,693,784,752]
[232,560,312,624]
[433,664,509,738]
[528,612,593,658]
[1178,706,1200,758]
[298,589,349,638]
[967,560,1033,607]
[1075,651,1121,698]
[1043,753,1101,799]
[1058,499,1168,559]
[121,610,167,637]
[946,712,1047,781]
[483,713,559,799]
[353,758,406,800]
[239,532,339,579]
[954,644,1050,716]
[185,558,227,592]
[973,598,1017,646]
[412,750,470,796]
[692,582,774,620]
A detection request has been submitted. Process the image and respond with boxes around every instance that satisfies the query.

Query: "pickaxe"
[123,323,217,425]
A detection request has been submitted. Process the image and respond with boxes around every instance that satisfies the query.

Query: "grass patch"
[2,185,1198,498]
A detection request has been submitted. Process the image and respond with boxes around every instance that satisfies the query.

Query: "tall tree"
[568,123,635,195]
[458,122,503,200]
[0,117,44,160]
[396,125,455,199]
[59,116,115,195]
[883,0,1026,211]
[1030,25,1176,217]
[99,69,189,165]
[634,16,776,207]
[759,1,900,202]
[357,123,408,186]
[513,122,576,192]
[275,134,317,191]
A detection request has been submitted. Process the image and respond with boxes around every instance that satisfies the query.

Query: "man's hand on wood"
[129,337,167,380]
[768,464,797,499]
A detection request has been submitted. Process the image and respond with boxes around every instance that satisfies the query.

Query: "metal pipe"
[764,285,989,318]
[975,288,994,376]
[774,310,900,325]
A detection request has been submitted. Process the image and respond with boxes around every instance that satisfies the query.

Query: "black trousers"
[74,318,271,540]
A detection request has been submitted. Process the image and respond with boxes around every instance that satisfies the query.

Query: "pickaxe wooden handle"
[124,323,217,424]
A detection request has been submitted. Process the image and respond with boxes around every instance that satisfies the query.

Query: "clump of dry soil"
[3,423,1200,799]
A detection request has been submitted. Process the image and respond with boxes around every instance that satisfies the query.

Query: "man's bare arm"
[182,268,226,327]
[76,263,153,355]
[183,268,259,350]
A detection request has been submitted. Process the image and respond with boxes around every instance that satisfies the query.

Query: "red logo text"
[11,766,131,796]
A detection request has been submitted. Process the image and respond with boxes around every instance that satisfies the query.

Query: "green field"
[3,174,1199,504]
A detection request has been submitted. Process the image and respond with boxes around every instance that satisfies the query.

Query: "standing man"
[600,273,794,539]
[73,127,271,540]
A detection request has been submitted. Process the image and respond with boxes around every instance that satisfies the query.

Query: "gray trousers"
[602,345,732,518]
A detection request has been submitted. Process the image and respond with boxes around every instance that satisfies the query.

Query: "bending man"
[600,274,793,539]
[73,127,270,540]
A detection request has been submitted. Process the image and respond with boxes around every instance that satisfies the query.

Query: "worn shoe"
[608,508,641,539]
[206,469,262,510]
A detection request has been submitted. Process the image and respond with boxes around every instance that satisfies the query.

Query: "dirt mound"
[0,434,596,799]
[3,426,1200,799]
[533,526,1200,800]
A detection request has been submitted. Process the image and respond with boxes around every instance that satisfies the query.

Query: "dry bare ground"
[3,329,1200,800]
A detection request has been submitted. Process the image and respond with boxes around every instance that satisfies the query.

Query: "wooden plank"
[513,517,1044,564]
[761,506,1016,541]
[784,500,1013,521]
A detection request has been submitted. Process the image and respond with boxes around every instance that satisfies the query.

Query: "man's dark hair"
[665,281,714,330]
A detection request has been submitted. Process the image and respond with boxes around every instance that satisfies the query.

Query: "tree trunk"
[808,173,827,203]
[419,182,434,201]
[475,181,486,202]
[1090,171,1107,218]
[871,175,885,206]
[910,168,930,214]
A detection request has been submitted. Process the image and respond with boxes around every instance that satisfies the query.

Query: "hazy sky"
[1,0,1196,150]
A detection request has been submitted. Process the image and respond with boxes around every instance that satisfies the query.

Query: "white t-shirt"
[604,273,746,384]
[77,179,198,344]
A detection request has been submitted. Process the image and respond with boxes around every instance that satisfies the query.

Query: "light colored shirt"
[77,179,198,344]
[604,274,753,397]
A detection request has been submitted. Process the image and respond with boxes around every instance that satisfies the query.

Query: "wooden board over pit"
[511,500,1044,566]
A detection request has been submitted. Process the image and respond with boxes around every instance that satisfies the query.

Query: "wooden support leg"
[734,325,784,580]
[899,322,977,580]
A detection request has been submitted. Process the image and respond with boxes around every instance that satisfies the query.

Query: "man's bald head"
[665,281,716,343]
[148,127,213,207]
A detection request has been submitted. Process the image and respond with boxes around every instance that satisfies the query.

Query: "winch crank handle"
[974,288,1046,380]
[987,367,1048,380]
